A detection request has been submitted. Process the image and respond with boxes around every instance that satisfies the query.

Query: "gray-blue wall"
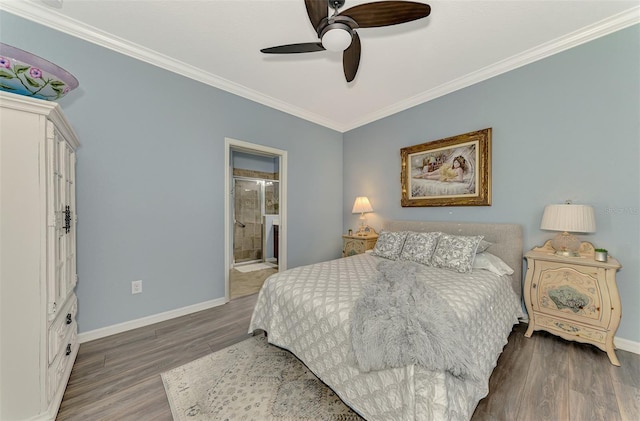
[343,25,640,343]
[1,12,344,332]
[233,151,279,173]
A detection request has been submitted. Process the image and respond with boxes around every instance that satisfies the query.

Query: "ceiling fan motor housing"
[320,22,353,51]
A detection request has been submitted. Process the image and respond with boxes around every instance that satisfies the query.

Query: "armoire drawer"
[48,294,77,365]
[47,328,77,404]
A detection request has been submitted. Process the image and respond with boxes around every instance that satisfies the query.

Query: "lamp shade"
[540,204,596,233]
[352,197,373,214]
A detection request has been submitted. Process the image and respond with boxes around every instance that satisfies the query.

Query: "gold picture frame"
[401,128,491,207]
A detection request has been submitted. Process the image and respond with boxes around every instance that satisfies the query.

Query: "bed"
[249,220,524,420]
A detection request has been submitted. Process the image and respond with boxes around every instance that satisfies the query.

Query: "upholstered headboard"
[383,220,524,298]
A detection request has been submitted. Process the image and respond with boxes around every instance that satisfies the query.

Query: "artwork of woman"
[414,155,467,182]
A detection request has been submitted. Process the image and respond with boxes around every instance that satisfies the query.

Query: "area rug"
[234,262,278,273]
[161,335,363,421]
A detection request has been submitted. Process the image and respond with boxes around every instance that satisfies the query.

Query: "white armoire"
[0,91,80,420]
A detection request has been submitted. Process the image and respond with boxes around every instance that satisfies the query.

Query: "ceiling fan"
[260,0,431,82]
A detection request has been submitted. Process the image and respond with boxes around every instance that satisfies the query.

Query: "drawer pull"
[66,313,72,324]
[66,344,72,356]
[532,283,537,289]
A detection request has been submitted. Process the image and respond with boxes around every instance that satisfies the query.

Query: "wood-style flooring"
[57,293,639,421]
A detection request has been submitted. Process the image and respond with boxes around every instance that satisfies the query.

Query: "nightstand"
[523,240,622,365]
[342,233,378,257]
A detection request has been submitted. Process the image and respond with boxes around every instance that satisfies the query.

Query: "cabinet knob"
[532,283,537,289]
[66,313,72,324]
[66,344,72,356]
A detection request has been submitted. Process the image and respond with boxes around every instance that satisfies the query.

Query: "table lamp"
[540,202,596,257]
[352,196,373,236]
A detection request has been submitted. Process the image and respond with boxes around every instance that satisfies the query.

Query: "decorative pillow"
[398,231,442,265]
[371,231,408,260]
[473,252,514,276]
[477,239,492,253]
[431,234,484,273]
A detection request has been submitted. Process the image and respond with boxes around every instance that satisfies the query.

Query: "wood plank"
[59,374,171,421]
[568,341,621,420]
[611,380,640,421]
[609,349,640,388]
[472,323,534,419]
[610,349,640,420]
[516,331,570,421]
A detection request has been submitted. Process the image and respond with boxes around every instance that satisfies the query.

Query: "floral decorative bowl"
[0,43,78,100]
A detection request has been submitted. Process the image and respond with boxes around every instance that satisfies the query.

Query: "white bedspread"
[249,253,522,421]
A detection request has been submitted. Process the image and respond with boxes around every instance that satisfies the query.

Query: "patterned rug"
[161,335,363,420]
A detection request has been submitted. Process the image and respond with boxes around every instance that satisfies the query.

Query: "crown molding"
[345,6,640,132]
[2,2,637,133]
[0,1,344,132]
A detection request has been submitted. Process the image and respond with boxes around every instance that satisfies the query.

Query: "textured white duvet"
[249,253,522,421]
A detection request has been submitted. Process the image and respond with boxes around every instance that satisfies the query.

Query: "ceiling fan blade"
[343,32,361,82]
[261,42,326,54]
[305,0,328,31]
[339,1,431,28]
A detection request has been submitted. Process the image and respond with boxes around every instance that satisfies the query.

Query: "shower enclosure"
[233,177,279,265]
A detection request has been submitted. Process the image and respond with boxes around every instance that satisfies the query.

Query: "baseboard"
[615,336,640,355]
[78,297,227,343]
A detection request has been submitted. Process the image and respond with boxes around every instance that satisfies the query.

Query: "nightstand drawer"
[534,314,606,344]
[532,261,609,327]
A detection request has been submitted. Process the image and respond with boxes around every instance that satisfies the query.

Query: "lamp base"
[355,225,377,237]
[550,231,581,257]
[553,249,580,257]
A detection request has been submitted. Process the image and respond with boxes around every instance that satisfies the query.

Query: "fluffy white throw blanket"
[350,260,480,381]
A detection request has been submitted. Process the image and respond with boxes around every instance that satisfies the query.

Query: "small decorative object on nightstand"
[342,229,378,257]
[523,240,622,365]
[594,248,608,262]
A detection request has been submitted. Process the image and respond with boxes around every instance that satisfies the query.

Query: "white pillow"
[477,239,492,253]
[473,252,514,276]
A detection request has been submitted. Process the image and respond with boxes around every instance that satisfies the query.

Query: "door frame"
[224,137,287,302]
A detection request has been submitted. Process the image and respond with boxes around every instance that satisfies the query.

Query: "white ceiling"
[3,0,639,132]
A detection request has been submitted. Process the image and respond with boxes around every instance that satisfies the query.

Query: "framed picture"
[401,128,491,207]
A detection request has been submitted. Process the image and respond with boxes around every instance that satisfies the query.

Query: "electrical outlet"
[131,280,142,294]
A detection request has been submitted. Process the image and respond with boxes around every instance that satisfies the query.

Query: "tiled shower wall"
[233,169,279,264]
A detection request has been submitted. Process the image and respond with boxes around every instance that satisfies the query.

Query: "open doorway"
[224,138,287,302]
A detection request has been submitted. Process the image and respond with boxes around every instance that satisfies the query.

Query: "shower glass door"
[233,179,263,264]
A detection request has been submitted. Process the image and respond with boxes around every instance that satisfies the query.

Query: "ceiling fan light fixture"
[320,23,352,52]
